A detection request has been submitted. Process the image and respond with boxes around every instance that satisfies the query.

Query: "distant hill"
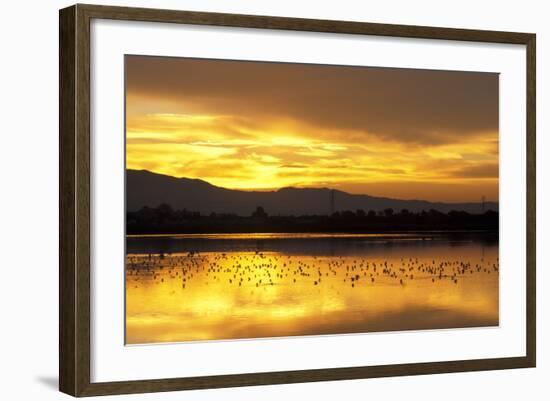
[126,169,498,216]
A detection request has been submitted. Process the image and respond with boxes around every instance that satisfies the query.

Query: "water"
[125,232,498,344]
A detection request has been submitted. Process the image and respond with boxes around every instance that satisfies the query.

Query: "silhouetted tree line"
[127,204,498,234]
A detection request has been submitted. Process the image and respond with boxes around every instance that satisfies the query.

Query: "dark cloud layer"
[451,163,499,178]
[126,55,499,145]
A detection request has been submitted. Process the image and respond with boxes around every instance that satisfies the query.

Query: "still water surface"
[126,232,498,344]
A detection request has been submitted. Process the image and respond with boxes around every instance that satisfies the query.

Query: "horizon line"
[126,168,499,205]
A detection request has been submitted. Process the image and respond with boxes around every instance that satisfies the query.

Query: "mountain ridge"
[126,169,498,215]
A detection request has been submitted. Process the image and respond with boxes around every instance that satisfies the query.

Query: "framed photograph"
[59,4,536,397]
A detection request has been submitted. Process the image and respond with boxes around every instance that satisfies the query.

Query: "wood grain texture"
[59,4,92,396]
[78,3,533,44]
[75,4,92,396]
[78,357,533,396]
[59,3,536,397]
[525,35,536,367]
[59,5,76,396]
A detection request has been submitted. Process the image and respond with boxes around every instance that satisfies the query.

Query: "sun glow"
[125,56,499,202]
[126,112,498,200]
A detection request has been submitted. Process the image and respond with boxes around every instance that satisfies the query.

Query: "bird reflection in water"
[125,237,498,344]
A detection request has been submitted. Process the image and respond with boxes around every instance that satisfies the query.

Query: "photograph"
[124,55,500,345]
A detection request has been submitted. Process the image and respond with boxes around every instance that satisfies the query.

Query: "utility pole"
[329,189,335,216]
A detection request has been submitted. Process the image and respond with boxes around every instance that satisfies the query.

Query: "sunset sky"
[125,56,498,203]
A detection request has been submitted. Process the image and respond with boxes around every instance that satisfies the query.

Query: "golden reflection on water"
[126,238,498,344]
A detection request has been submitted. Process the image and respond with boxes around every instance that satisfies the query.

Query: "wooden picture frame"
[59,3,536,397]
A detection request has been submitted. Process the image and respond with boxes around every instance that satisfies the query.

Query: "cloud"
[126,55,498,146]
[280,164,308,169]
[125,56,499,202]
[450,163,499,179]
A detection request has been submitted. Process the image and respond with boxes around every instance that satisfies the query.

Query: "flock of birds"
[126,251,499,291]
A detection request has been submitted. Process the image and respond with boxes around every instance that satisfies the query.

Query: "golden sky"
[125,56,498,203]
